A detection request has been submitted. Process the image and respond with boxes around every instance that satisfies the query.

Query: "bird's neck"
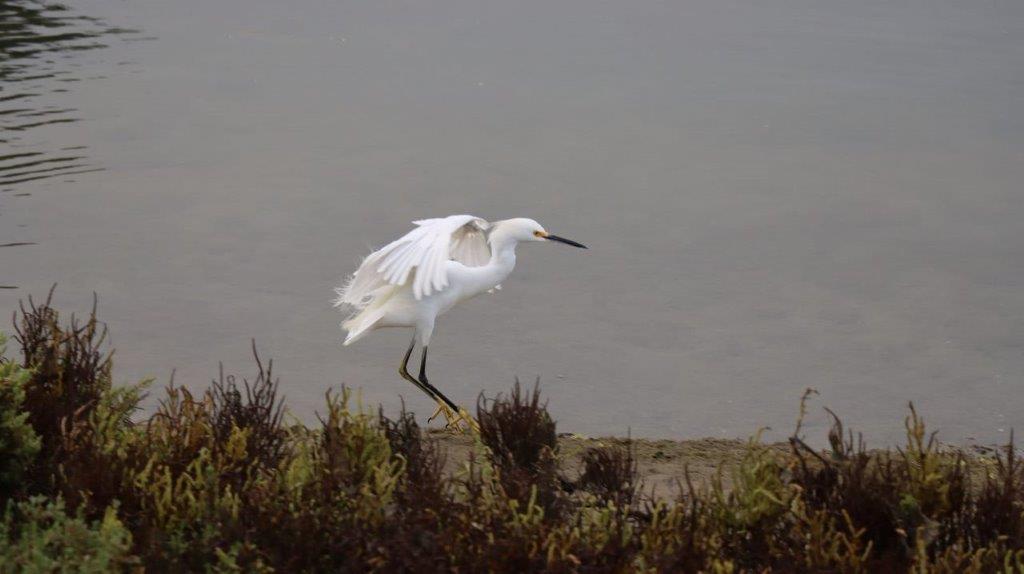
[472,229,518,293]
[449,232,518,299]
[487,229,519,270]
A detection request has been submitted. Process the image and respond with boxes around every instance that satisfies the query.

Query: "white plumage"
[333,214,586,429]
[333,215,496,345]
[337,215,490,307]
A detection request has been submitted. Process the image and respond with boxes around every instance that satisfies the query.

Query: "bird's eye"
[533,230,543,237]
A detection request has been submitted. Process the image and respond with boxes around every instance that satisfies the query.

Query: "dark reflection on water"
[0,0,143,187]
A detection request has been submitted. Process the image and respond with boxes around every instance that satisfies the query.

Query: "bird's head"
[497,218,588,248]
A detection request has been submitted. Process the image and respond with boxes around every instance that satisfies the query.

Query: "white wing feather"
[335,215,492,308]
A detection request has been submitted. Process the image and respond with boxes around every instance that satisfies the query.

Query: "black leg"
[398,338,437,402]
[418,346,429,382]
[417,346,460,414]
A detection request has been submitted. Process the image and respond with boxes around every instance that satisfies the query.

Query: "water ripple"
[0,0,145,190]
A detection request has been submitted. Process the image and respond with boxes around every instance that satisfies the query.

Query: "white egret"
[333,215,587,430]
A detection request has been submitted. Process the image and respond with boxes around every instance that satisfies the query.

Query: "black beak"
[546,234,587,249]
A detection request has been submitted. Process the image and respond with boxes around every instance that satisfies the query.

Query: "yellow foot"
[428,401,479,433]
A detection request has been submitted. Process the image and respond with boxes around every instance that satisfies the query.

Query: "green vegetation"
[0,333,40,499]
[1,290,1022,572]
[0,497,135,573]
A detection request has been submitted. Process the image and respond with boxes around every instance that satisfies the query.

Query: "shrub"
[0,497,136,573]
[476,379,565,513]
[379,403,446,509]
[2,291,1023,572]
[209,342,287,476]
[0,334,41,501]
[974,431,1023,548]
[578,440,638,507]
[12,289,116,495]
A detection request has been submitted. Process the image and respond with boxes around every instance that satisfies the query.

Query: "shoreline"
[429,430,1005,501]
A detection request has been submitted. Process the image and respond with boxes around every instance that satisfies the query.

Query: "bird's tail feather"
[342,313,381,346]
[339,283,398,345]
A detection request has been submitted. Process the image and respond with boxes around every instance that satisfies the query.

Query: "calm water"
[2,0,1022,445]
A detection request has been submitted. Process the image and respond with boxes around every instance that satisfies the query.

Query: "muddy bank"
[430,431,792,500]
[430,430,1003,501]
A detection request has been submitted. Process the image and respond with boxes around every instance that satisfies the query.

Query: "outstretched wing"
[336,214,491,306]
